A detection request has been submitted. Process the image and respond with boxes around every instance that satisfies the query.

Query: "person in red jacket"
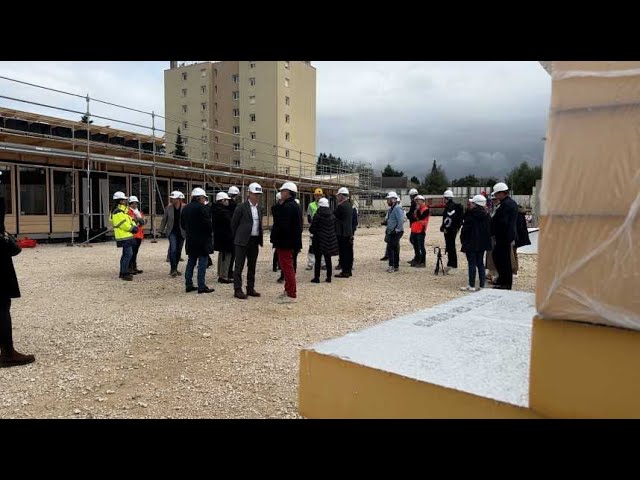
[410,195,430,268]
[127,196,146,275]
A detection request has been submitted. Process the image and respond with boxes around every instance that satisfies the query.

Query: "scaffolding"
[0,73,378,238]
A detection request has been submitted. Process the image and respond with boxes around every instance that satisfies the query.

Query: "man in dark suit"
[1,170,36,367]
[490,182,519,290]
[180,188,214,294]
[231,182,264,299]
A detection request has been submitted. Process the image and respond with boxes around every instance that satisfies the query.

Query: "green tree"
[422,160,449,194]
[451,175,479,187]
[173,127,186,158]
[80,114,93,124]
[382,163,404,177]
[410,175,420,185]
[316,152,351,174]
[477,176,499,187]
[505,161,542,195]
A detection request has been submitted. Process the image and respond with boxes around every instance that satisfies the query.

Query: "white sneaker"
[460,286,477,292]
[278,295,297,304]
[386,266,395,273]
[446,267,457,274]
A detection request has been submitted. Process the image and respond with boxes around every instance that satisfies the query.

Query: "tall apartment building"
[164,61,316,177]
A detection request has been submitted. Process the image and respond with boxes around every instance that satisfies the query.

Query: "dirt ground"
[0,219,537,418]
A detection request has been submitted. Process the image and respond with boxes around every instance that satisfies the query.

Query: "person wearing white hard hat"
[406,188,420,264]
[160,191,186,277]
[0,170,36,367]
[460,195,492,292]
[126,195,146,275]
[110,191,140,281]
[230,182,264,299]
[271,181,302,303]
[384,191,405,273]
[490,182,518,290]
[334,187,354,278]
[439,189,464,274]
[308,197,339,283]
[305,188,327,272]
[409,195,430,268]
[180,188,214,294]
[211,191,234,284]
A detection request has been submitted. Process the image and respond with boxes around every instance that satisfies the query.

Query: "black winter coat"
[0,197,20,299]
[271,197,303,251]
[440,199,464,233]
[334,201,353,237]
[460,207,492,253]
[309,207,339,256]
[514,212,531,248]
[491,196,519,246]
[181,199,214,257]
[211,202,233,253]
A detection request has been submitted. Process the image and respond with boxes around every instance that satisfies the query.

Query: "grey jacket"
[160,203,186,237]
[231,200,264,247]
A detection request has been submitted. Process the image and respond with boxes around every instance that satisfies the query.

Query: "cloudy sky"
[0,61,550,180]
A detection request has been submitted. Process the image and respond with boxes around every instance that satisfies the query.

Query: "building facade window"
[183,121,188,130]
[285,132,290,142]
[202,152,208,160]
[233,143,240,151]
[285,150,290,158]
[201,103,207,111]
[284,167,290,175]
[285,96,290,106]
[249,61,256,69]
[20,167,47,215]
[233,109,240,117]
[233,126,240,134]
[250,149,256,158]
[285,114,290,123]
[182,105,188,113]
[201,85,206,94]
[249,77,256,86]
[249,95,256,104]
[214,136,219,143]
[250,132,256,140]
[202,120,208,128]
[250,114,256,122]
[284,61,290,69]
[0,166,12,214]
[234,160,241,167]
[201,69,206,78]
[284,77,289,87]
[182,72,187,81]
[232,91,239,100]
[181,88,187,97]
[53,170,74,214]
[215,153,219,160]
[232,74,239,83]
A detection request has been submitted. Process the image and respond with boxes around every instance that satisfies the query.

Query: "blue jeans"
[168,232,184,271]
[466,251,486,288]
[119,239,135,275]
[185,254,208,289]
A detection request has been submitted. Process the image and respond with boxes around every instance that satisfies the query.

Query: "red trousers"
[276,248,297,298]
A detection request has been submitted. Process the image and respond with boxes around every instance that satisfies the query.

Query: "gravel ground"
[0,219,537,418]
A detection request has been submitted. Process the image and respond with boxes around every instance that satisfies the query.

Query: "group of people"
[110,181,360,304]
[380,183,530,292]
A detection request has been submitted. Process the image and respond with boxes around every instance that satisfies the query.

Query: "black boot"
[0,344,35,368]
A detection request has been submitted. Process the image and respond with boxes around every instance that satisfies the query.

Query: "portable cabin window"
[155,179,169,215]
[131,176,151,215]
[0,165,12,214]
[19,167,47,215]
[52,170,74,214]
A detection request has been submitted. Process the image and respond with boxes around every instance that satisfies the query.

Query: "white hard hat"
[128,195,139,204]
[191,187,207,197]
[248,182,263,194]
[386,191,398,199]
[279,181,298,193]
[472,194,487,206]
[113,191,127,200]
[318,198,329,208]
[228,186,240,195]
[443,189,454,198]
[169,190,182,199]
[275,192,282,201]
[409,188,419,196]
[492,182,509,194]
[179,192,185,199]
[295,198,300,204]
[415,195,425,201]
[337,187,349,196]
[216,192,230,201]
